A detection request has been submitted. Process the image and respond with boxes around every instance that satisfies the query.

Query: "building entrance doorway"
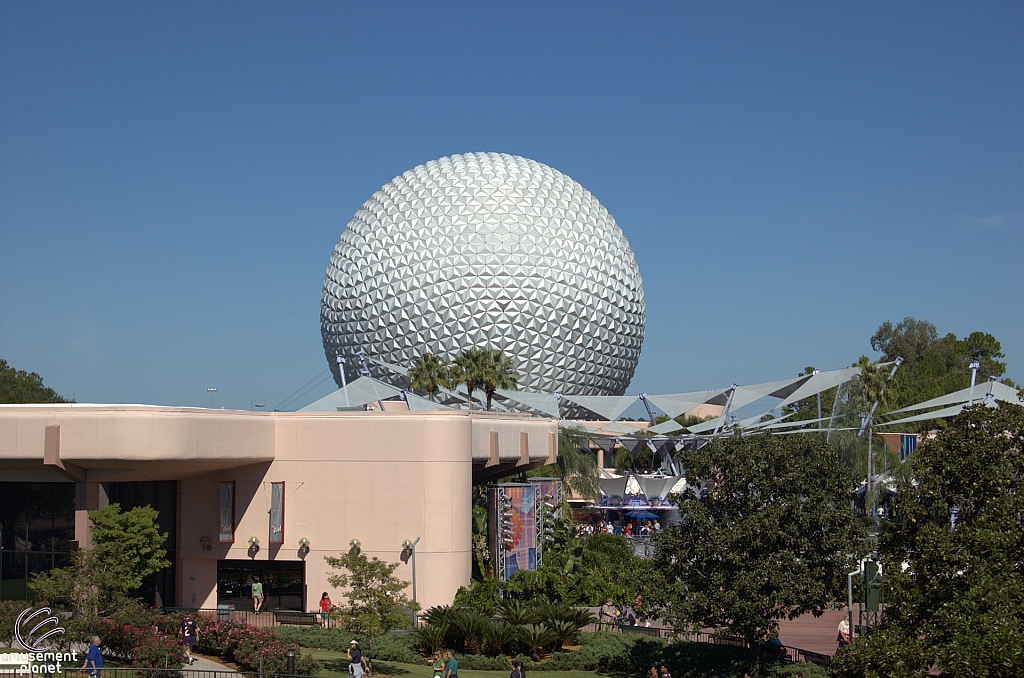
[217,560,304,612]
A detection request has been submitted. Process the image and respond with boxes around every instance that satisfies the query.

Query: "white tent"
[774,367,861,410]
[299,377,402,411]
[884,380,1020,414]
[496,388,561,418]
[561,394,639,421]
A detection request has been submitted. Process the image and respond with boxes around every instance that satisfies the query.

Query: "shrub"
[0,600,25,648]
[91,616,184,669]
[188,617,320,675]
[452,578,499,615]
[412,625,447,655]
[480,621,517,656]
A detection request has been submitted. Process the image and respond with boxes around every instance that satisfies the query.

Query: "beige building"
[0,404,557,613]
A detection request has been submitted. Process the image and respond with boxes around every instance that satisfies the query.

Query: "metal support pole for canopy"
[638,393,656,425]
[713,385,738,435]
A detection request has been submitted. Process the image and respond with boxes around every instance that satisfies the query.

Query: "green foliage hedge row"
[271,627,827,677]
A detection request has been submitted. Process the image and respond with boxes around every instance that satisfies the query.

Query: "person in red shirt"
[319,592,332,627]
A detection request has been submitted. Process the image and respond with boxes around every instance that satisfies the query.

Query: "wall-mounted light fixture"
[298,538,310,559]
[401,537,421,626]
[348,538,361,556]
[199,536,212,551]
[248,536,261,559]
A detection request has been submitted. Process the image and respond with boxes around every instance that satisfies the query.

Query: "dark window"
[107,481,177,608]
[0,483,76,601]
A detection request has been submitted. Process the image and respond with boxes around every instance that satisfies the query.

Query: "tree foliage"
[481,349,518,411]
[832,404,1024,677]
[324,551,420,637]
[0,359,69,403]
[30,504,169,616]
[530,425,600,502]
[451,348,490,410]
[407,352,452,401]
[448,348,520,410]
[871,317,1012,412]
[654,434,863,678]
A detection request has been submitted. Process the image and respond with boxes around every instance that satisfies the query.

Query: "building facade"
[0,404,557,612]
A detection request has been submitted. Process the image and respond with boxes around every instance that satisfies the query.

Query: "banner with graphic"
[503,484,537,579]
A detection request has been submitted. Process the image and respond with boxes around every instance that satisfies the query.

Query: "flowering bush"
[187,617,320,676]
[92,616,185,668]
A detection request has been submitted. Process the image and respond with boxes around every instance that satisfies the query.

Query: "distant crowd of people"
[578,518,661,536]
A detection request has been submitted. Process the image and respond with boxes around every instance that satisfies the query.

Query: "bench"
[274,611,319,626]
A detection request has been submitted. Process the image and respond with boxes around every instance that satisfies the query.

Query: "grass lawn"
[304,648,605,678]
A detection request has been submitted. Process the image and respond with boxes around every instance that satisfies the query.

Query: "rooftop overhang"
[0,403,558,485]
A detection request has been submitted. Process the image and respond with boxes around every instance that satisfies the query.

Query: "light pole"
[968,360,980,404]
[813,369,822,428]
[207,388,217,409]
[402,537,421,626]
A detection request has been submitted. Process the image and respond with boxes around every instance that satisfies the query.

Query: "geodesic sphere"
[321,152,645,396]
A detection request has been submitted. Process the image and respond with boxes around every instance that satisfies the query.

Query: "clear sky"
[1,2,1021,410]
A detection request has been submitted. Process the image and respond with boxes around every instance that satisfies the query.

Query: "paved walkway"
[776,609,846,657]
[183,654,238,675]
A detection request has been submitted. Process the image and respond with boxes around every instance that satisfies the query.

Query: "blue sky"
[1,2,1021,410]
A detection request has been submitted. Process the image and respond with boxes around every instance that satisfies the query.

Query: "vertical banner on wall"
[219,482,235,542]
[503,484,537,580]
[270,482,285,543]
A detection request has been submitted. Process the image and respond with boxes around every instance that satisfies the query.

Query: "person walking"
[429,651,445,678]
[251,576,265,615]
[319,592,332,627]
[599,599,617,630]
[81,636,102,677]
[348,640,366,678]
[180,613,199,665]
[444,649,458,678]
[837,618,850,649]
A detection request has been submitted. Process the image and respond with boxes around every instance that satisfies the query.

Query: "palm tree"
[482,349,519,410]
[452,348,489,410]
[555,425,601,502]
[408,352,451,402]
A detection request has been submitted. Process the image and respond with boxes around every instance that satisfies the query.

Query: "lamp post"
[207,388,217,409]
[968,360,980,404]
[402,537,421,626]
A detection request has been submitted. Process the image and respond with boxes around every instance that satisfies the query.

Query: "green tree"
[530,425,600,502]
[481,349,519,411]
[324,552,420,638]
[0,359,69,403]
[30,504,169,616]
[408,352,452,402]
[654,434,863,678]
[832,404,1024,678]
[451,348,489,410]
[870,318,1011,413]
